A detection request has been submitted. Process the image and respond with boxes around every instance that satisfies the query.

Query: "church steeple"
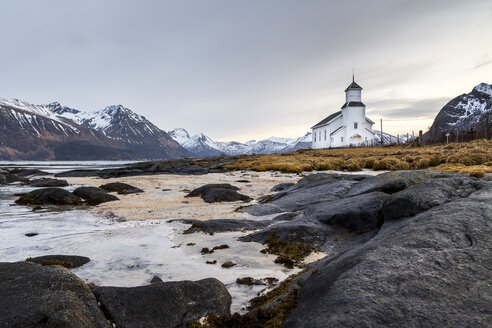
[344,74,363,103]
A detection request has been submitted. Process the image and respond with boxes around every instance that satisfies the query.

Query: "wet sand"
[65,171,301,221]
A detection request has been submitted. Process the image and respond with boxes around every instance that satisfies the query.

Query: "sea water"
[0,162,293,313]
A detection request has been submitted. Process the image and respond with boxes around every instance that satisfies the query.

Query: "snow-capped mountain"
[168,128,410,157]
[0,99,187,160]
[424,83,491,143]
[168,128,313,156]
[52,104,188,159]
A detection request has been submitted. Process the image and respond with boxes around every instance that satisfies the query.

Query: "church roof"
[344,81,362,92]
[341,101,365,109]
[311,110,342,129]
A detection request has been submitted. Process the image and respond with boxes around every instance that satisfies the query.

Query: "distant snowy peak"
[168,128,313,156]
[0,98,81,134]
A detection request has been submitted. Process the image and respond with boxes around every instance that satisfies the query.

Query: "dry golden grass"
[225,139,492,177]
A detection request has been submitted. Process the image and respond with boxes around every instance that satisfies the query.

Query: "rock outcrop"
[0,262,232,328]
[91,278,231,328]
[0,262,110,328]
[99,182,143,194]
[186,184,252,203]
[15,188,83,205]
[73,187,119,205]
[201,170,491,327]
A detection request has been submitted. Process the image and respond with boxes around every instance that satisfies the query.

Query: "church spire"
[352,68,354,83]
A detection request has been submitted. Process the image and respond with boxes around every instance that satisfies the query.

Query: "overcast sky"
[1,0,491,141]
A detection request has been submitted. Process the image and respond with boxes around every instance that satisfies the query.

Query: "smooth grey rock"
[346,170,451,197]
[270,182,294,192]
[383,177,484,221]
[0,262,110,328]
[15,188,82,205]
[186,184,251,203]
[186,184,239,197]
[30,178,69,187]
[283,198,492,328]
[99,182,143,194]
[26,255,90,268]
[91,278,231,328]
[73,186,119,205]
[304,191,391,230]
[202,188,252,203]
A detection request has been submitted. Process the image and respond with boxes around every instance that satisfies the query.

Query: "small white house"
[312,77,375,148]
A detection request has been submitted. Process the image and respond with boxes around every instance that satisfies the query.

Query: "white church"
[312,76,375,148]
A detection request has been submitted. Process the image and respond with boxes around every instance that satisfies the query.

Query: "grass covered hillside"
[220,139,492,178]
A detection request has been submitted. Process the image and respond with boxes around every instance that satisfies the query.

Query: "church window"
[314,133,316,142]
[341,137,344,142]
[354,122,358,129]
[324,130,327,140]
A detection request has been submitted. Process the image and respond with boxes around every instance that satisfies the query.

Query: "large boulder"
[91,278,231,328]
[99,182,143,194]
[186,184,239,197]
[73,187,119,205]
[182,218,271,234]
[15,188,82,205]
[26,255,90,269]
[0,262,110,328]
[186,184,252,203]
[282,191,492,327]
[30,178,69,187]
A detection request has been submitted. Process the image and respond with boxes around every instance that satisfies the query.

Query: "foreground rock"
[30,178,69,187]
[26,255,90,268]
[91,278,231,328]
[99,182,143,194]
[15,188,83,205]
[202,170,491,327]
[0,262,110,327]
[283,196,492,328]
[186,184,252,203]
[73,187,120,205]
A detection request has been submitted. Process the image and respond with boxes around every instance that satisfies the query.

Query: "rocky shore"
[1,165,491,327]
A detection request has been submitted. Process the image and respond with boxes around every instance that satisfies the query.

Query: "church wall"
[342,105,366,146]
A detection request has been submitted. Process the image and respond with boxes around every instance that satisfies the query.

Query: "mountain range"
[1,82,489,160]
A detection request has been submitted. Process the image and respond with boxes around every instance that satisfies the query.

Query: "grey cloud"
[0,0,490,141]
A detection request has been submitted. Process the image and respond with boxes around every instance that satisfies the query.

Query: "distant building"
[312,76,375,148]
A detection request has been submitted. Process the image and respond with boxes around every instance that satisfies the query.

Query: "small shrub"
[413,158,430,169]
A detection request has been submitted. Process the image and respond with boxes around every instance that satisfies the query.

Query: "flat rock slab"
[15,188,82,205]
[73,187,119,205]
[91,278,231,328]
[99,182,144,194]
[0,262,110,328]
[26,255,90,269]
